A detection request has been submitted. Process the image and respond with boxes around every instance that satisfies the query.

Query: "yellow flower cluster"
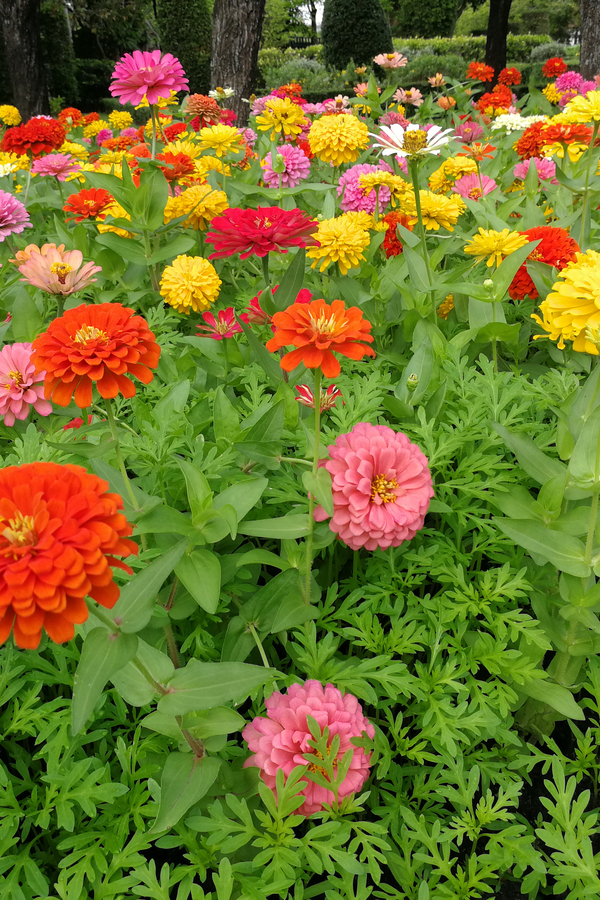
[83,120,108,139]
[59,140,89,161]
[136,90,179,109]
[195,156,231,179]
[256,97,308,138]
[429,157,477,193]
[197,125,242,157]
[96,201,133,238]
[164,184,228,230]
[0,151,29,171]
[342,210,386,231]
[437,294,455,319]
[0,105,21,126]
[308,115,370,166]
[532,250,600,354]
[108,110,134,130]
[562,90,600,123]
[542,83,564,105]
[164,139,202,160]
[307,215,371,275]
[160,255,222,314]
[400,190,465,232]
[358,171,412,207]
[464,228,528,267]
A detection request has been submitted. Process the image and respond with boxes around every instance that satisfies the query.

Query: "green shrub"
[258,45,325,77]
[73,58,114,112]
[322,0,393,69]
[392,34,551,63]
[393,0,463,39]
[529,40,574,62]
[397,53,466,86]
[40,0,79,105]
[157,0,211,93]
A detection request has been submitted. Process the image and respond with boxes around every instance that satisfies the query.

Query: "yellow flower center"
[7,369,23,386]
[403,130,428,155]
[306,748,337,778]
[371,473,398,503]
[74,324,108,344]
[469,187,483,199]
[386,54,395,60]
[50,262,73,284]
[2,511,37,548]
[308,311,346,336]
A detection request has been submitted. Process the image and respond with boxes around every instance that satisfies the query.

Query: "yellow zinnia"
[437,294,455,320]
[83,120,108,139]
[164,183,228,230]
[160,255,221,314]
[97,200,133,238]
[0,151,29,171]
[562,90,600,124]
[197,125,242,157]
[59,140,89,161]
[532,250,600,354]
[464,228,528,267]
[308,115,370,166]
[194,155,231,179]
[307,215,370,275]
[136,90,179,109]
[429,157,477,193]
[164,139,202,160]
[256,96,308,138]
[542,83,563,106]
[108,110,134,130]
[0,105,21,126]
[400,190,464,232]
[342,210,385,231]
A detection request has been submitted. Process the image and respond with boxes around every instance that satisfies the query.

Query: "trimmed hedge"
[392,34,552,62]
[322,0,393,69]
[157,0,211,94]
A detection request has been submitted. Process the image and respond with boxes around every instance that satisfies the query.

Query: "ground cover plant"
[3,49,600,900]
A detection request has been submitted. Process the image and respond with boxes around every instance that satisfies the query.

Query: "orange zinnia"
[265,298,375,378]
[31,302,161,408]
[0,462,137,649]
[514,122,549,160]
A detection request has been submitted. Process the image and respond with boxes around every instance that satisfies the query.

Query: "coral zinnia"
[0,190,31,241]
[160,255,221,314]
[452,173,497,200]
[164,183,229,230]
[466,61,494,82]
[464,228,529,267]
[2,118,66,157]
[18,247,101,296]
[155,150,196,182]
[307,215,370,275]
[532,250,600,353]
[382,210,413,258]
[256,96,308,138]
[109,49,188,106]
[0,462,137,649]
[498,67,522,86]
[265,297,375,377]
[63,187,114,222]
[313,423,433,551]
[243,680,375,817]
[542,58,568,79]
[206,206,319,259]
[31,303,160,407]
[514,122,549,159]
[0,342,52,426]
[508,226,579,301]
[185,93,221,126]
[308,115,369,166]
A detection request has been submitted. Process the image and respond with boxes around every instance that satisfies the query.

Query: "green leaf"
[147,233,196,265]
[213,477,268,521]
[234,441,282,469]
[72,628,138,733]
[95,231,149,265]
[134,164,169,231]
[475,322,521,344]
[110,637,175,706]
[402,243,431,293]
[235,548,291,570]
[495,518,590,577]
[157,660,276,715]
[568,407,600,492]
[271,248,305,311]
[519,679,584,720]
[242,401,285,443]
[491,241,540,299]
[176,458,213,522]
[110,541,188,633]
[238,318,283,386]
[303,468,333,517]
[238,514,310,539]
[175,549,221,613]
[135,504,196,537]
[491,422,566,485]
[150,753,221,833]
[213,387,241,444]
[238,568,303,632]
[10,290,43,342]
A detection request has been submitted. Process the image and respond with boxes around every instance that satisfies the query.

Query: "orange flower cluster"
[514,121,549,160]
[101,135,138,151]
[63,187,114,222]
[0,462,137,649]
[277,82,304,98]
[382,211,414,258]
[58,107,84,127]
[476,84,513,115]
[508,226,580,301]
[542,57,567,78]
[498,67,521,86]
[155,150,196,181]
[2,118,66,157]
[466,62,494,82]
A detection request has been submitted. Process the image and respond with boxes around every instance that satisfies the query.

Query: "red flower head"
[31,302,161,408]
[63,188,114,223]
[163,121,187,142]
[514,121,549,160]
[509,226,580,301]
[0,461,137,649]
[83,112,100,125]
[155,150,196,181]
[196,307,243,340]
[466,61,495,82]
[542,123,594,146]
[58,107,83,128]
[542,57,568,79]
[266,298,375,378]
[220,109,238,125]
[476,84,513,114]
[129,143,152,160]
[3,118,66,157]
[498,67,521,86]
[276,82,304,98]
[206,206,319,260]
[382,211,414,258]
[297,140,314,159]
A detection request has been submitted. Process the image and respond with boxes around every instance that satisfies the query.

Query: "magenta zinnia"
[196,308,242,340]
[31,153,82,181]
[0,190,31,241]
[109,50,188,106]
[206,207,319,259]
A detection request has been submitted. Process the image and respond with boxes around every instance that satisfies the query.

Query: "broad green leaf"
[135,504,196,536]
[199,505,238,543]
[220,615,255,663]
[110,637,175,706]
[110,540,187,633]
[147,233,196,264]
[238,514,310,539]
[176,458,213,522]
[238,568,303,633]
[157,660,276,715]
[135,164,169,231]
[491,240,540,299]
[213,387,241,443]
[519,679,584,720]
[95,231,149,265]
[242,401,285,443]
[271,248,306,311]
[10,291,43,342]
[568,407,600,492]
[234,441,282,469]
[303,468,334,517]
[175,549,221,613]
[402,243,431,293]
[495,518,590,577]
[213,477,268,521]
[72,628,138,733]
[236,548,291,570]
[492,422,566,485]
[238,318,283,385]
[150,753,221,833]
[475,322,521,344]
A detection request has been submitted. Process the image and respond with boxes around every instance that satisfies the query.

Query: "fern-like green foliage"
[157,0,211,93]
[322,0,393,69]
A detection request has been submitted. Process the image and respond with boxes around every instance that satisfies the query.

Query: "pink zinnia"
[454,120,484,143]
[337,162,392,215]
[261,144,311,188]
[373,52,407,69]
[243,680,375,817]
[240,127,257,148]
[0,190,31,241]
[580,80,598,95]
[513,157,558,184]
[452,173,498,200]
[96,128,113,145]
[393,87,423,107]
[18,246,101,295]
[196,308,242,340]
[559,90,579,108]
[314,422,433,551]
[206,207,319,260]
[555,71,584,93]
[0,342,52,426]
[379,110,409,128]
[31,153,81,181]
[109,49,188,106]
[120,127,139,138]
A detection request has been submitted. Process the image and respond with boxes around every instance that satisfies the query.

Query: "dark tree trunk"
[580,0,600,80]
[485,0,513,81]
[211,0,266,126]
[307,0,318,37]
[0,0,49,119]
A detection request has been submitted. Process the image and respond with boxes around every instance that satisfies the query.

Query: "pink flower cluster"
[555,71,598,106]
[452,174,498,200]
[31,153,81,181]
[513,157,558,184]
[261,144,311,188]
[196,308,242,340]
[314,422,434,551]
[0,190,31,241]
[243,680,375,817]
[337,162,393,215]
[109,49,188,106]
[0,342,52,426]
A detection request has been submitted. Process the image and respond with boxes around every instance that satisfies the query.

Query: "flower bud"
[407,373,419,392]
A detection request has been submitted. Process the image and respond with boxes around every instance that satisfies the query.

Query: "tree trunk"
[0,0,49,119]
[211,0,266,126]
[580,0,600,80]
[485,0,513,81]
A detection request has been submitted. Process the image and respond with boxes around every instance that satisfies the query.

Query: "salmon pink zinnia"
[18,247,101,296]
[109,49,188,106]
[314,423,434,551]
[0,342,52,426]
[243,680,375,817]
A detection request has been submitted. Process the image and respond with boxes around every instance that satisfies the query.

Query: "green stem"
[408,159,435,321]
[104,399,148,551]
[261,253,270,289]
[150,104,158,159]
[132,653,204,755]
[248,622,270,668]
[579,119,600,249]
[55,177,65,205]
[304,368,321,604]
[163,622,180,668]
[491,301,498,374]
[56,295,65,319]
[142,229,160,291]
[585,492,599,564]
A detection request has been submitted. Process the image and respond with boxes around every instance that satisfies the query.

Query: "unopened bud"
[483,278,493,289]
[407,373,419,392]
[271,152,286,173]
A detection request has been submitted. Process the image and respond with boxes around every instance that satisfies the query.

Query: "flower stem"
[585,492,599,564]
[579,120,599,250]
[150,104,158,159]
[261,253,270,289]
[104,399,147,551]
[304,368,321,604]
[408,159,435,321]
[248,622,270,668]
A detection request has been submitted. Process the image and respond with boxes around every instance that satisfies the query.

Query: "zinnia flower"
[109,50,188,106]
[454,120,484,143]
[2,118,65,157]
[0,190,31,240]
[307,215,370,275]
[31,303,160,407]
[400,191,464,232]
[19,247,101,296]
[265,297,375,377]
[509,226,580,301]
[0,462,137,649]
[160,255,221,314]
[164,183,228,230]
[393,88,423,107]
[256,96,308,138]
[31,153,81,181]
[437,96,456,111]
[513,156,557,184]
[196,307,242,339]
[63,187,114,222]
[0,342,52,425]
[498,67,522,86]
[0,105,21,126]
[514,122,549,159]
[243,680,375,817]
[464,228,528,267]
[308,116,370,166]
[373,52,407,68]
[370,123,453,159]
[337,163,392,215]
[296,383,342,412]
[240,286,312,329]
[562,90,600,123]
[197,124,243,157]
[382,210,413,257]
[438,294,455,319]
[532,250,600,353]
[543,58,568,78]
[466,62,494,82]
[108,109,133,130]
[313,422,433,551]
[261,144,311,188]
[476,84,514,116]
[452,174,497,200]
[206,206,319,260]
[185,93,221,125]
[555,72,584,93]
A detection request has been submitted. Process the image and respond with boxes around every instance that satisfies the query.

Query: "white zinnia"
[369,123,454,158]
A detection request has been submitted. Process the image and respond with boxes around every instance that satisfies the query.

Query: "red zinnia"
[0,462,137,649]
[498,67,521,86]
[163,121,187,141]
[382,211,414,258]
[31,302,161,408]
[155,150,196,181]
[83,112,100,124]
[266,298,375,378]
[63,188,114,223]
[297,140,314,159]
[206,206,319,260]
[514,121,549,160]
[542,57,568,79]
[476,84,513,114]
[508,226,580,301]
[3,118,66,157]
[466,61,495,82]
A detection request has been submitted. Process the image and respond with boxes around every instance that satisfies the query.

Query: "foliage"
[40,0,79,105]
[322,0,393,69]
[456,0,580,42]
[392,32,553,62]
[262,0,313,49]
[157,0,211,94]
[390,0,464,39]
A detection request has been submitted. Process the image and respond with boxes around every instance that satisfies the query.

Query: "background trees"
[211,0,266,125]
[157,0,211,93]
[321,0,392,69]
